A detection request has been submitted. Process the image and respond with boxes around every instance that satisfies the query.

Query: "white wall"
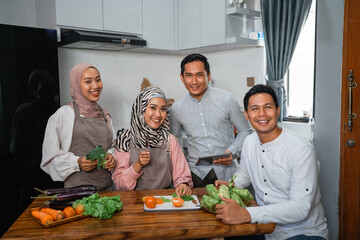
[314,0,344,239]
[58,47,265,132]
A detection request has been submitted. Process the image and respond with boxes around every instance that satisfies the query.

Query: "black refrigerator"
[0,24,62,236]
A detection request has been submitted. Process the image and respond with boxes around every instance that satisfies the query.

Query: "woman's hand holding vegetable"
[133,151,151,173]
[78,156,98,171]
[175,183,192,197]
[104,153,116,171]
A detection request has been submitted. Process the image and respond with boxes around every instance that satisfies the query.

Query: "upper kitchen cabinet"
[177,0,200,49]
[103,0,142,35]
[142,0,175,50]
[178,0,263,51]
[56,0,103,30]
[56,0,142,35]
[200,0,226,47]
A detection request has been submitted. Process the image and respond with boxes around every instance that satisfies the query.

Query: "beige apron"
[129,139,172,190]
[65,102,113,191]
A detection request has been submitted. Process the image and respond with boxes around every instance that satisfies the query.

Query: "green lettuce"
[73,193,123,220]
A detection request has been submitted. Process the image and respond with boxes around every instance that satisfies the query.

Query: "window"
[285,0,316,118]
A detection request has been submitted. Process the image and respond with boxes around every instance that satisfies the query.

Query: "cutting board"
[143,195,201,212]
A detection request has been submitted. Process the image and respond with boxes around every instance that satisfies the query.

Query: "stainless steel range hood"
[58,30,146,51]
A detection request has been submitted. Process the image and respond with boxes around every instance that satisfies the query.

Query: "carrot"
[41,208,65,221]
[63,207,76,218]
[31,210,54,224]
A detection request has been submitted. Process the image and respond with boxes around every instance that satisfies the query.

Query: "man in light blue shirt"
[170,53,252,187]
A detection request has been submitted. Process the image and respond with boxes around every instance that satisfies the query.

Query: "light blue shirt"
[170,87,252,181]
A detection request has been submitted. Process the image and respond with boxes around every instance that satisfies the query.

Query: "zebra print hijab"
[115,86,170,152]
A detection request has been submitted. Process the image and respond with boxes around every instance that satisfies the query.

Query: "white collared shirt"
[234,127,328,240]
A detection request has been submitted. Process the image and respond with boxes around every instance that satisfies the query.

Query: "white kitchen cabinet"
[177,0,262,50]
[177,0,201,49]
[103,0,142,35]
[143,0,175,50]
[200,0,225,47]
[178,0,225,50]
[56,0,103,30]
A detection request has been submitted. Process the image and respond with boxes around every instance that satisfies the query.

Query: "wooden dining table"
[1,188,276,239]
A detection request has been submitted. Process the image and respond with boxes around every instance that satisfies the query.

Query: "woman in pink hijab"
[41,63,116,191]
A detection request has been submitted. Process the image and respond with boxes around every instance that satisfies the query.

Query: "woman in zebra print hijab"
[115,86,170,152]
[112,86,193,195]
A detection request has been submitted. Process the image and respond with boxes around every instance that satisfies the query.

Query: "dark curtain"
[261,0,313,120]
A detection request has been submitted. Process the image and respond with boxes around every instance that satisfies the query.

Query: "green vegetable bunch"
[73,193,123,220]
[172,193,194,201]
[200,176,254,212]
[85,145,107,170]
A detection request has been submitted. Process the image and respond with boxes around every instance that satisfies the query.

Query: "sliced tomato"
[156,197,164,205]
[145,196,156,208]
[172,197,184,207]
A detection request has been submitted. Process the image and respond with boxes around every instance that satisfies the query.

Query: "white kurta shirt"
[40,105,116,182]
[234,127,328,240]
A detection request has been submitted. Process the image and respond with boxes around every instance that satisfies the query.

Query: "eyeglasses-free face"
[80,67,103,102]
[245,93,281,143]
[144,97,167,129]
[180,61,210,101]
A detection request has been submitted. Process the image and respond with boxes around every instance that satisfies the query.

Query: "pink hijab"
[69,63,102,118]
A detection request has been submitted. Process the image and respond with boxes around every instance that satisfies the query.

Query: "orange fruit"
[144,196,156,208]
[75,204,85,215]
[63,207,76,218]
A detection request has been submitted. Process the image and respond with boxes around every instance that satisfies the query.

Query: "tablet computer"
[195,153,231,166]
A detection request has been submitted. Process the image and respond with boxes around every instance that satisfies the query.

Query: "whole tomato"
[145,196,157,208]
[172,197,184,207]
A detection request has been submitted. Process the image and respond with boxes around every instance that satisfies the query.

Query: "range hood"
[58,30,146,51]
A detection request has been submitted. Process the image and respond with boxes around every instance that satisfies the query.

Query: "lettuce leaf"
[73,193,123,220]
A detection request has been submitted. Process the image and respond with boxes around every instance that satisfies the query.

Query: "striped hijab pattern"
[115,86,170,152]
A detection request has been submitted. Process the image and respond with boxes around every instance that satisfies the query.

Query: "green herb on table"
[172,193,194,201]
[160,196,171,203]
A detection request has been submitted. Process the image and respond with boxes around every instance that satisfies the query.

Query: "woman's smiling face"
[144,97,167,129]
[79,67,103,102]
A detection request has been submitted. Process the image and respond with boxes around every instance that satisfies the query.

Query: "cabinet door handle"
[347,70,357,132]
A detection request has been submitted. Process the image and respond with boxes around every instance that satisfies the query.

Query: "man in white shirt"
[215,84,328,240]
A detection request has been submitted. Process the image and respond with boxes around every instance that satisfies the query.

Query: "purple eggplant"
[34,185,96,196]
[32,189,96,201]
[42,200,75,209]
[55,189,96,201]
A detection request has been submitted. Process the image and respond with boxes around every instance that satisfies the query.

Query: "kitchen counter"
[1,188,276,239]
